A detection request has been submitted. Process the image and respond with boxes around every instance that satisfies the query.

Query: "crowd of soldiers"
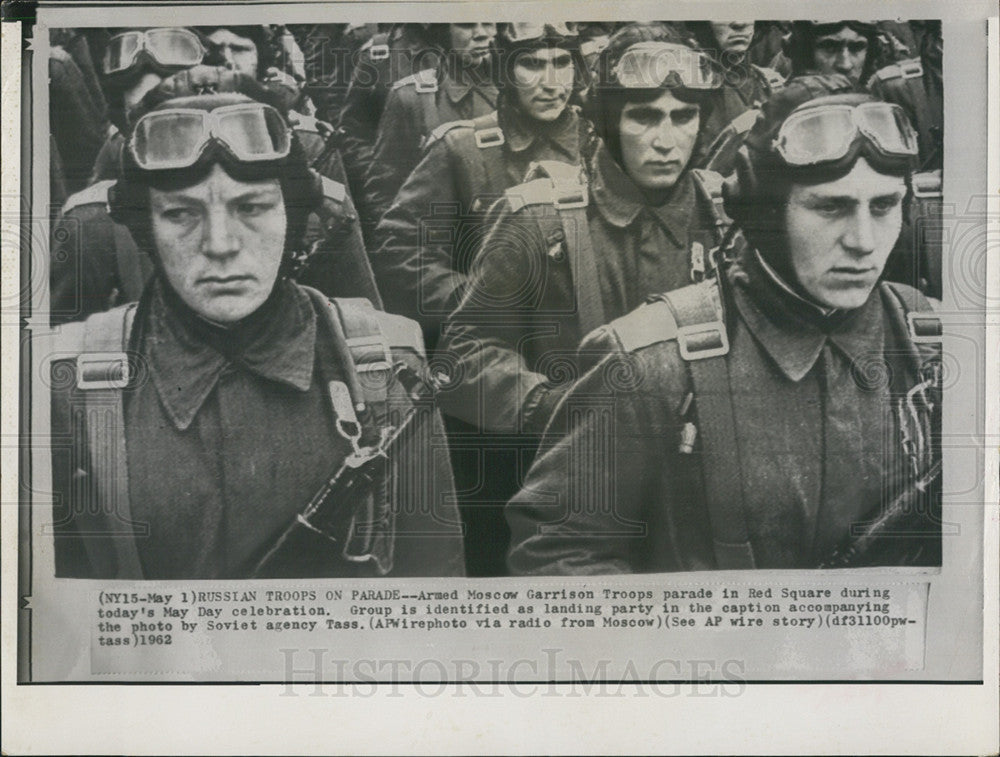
[47,20,944,579]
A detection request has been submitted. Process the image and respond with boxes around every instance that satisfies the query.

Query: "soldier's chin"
[194,292,267,325]
[810,279,878,311]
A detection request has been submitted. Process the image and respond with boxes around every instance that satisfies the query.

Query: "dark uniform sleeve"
[506,330,679,576]
[49,47,108,196]
[361,85,425,242]
[437,198,563,434]
[336,45,390,196]
[370,136,466,344]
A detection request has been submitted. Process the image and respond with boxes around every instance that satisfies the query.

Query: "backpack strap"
[468,111,509,208]
[689,168,735,283]
[505,161,607,337]
[395,68,442,141]
[61,302,146,578]
[654,280,755,569]
[878,280,942,377]
[752,64,786,94]
[690,168,730,244]
[300,287,402,575]
[60,179,115,216]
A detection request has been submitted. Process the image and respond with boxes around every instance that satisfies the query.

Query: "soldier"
[48,93,465,579]
[362,23,499,240]
[684,21,785,169]
[440,25,728,437]
[288,23,378,124]
[782,21,884,89]
[90,27,211,183]
[371,22,593,347]
[869,21,942,171]
[506,83,941,574]
[51,62,372,325]
[336,24,445,197]
[49,28,110,198]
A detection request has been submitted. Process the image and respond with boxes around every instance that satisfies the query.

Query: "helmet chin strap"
[754,248,840,317]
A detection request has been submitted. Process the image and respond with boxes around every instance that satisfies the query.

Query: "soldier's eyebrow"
[228,187,282,203]
[798,191,859,209]
[622,104,663,120]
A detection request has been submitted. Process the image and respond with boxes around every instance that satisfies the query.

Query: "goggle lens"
[103,28,204,75]
[612,42,718,89]
[130,103,291,170]
[775,102,918,166]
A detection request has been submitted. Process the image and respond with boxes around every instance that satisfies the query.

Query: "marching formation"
[47,21,943,579]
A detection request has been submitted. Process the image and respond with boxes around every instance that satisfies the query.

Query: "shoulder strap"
[507,161,606,337]
[468,111,508,200]
[689,168,730,245]
[412,69,442,139]
[426,117,474,147]
[752,64,785,93]
[658,281,755,569]
[879,280,941,376]
[61,179,115,215]
[302,287,415,575]
[68,303,145,578]
[302,288,391,429]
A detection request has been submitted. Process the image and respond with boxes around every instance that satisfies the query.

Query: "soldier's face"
[207,29,259,78]
[813,27,869,85]
[449,23,496,66]
[618,90,700,193]
[784,158,906,310]
[711,22,755,56]
[511,47,575,122]
[149,164,287,323]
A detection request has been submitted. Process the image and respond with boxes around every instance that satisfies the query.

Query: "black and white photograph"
[43,18,947,578]
[3,1,996,753]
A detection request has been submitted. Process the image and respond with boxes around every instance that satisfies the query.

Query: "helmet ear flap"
[107,180,129,226]
[722,145,758,227]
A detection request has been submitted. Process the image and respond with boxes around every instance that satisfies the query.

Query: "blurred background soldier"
[869,20,942,171]
[48,28,110,204]
[90,26,210,183]
[371,21,593,348]
[507,78,941,574]
[362,23,499,242]
[684,21,785,167]
[50,92,464,579]
[782,21,885,89]
[287,23,378,125]
[336,24,445,198]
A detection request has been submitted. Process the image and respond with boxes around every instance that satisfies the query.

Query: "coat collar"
[501,101,581,157]
[146,279,317,430]
[590,144,696,247]
[732,250,885,383]
[440,68,497,107]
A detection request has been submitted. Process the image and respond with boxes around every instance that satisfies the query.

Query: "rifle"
[818,459,941,569]
[249,361,435,577]
[819,364,942,569]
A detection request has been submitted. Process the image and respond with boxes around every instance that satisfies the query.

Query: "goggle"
[503,22,578,44]
[104,28,206,76]
[129,102,291,170]
[612,42,720,89]
[773,101,918,166]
